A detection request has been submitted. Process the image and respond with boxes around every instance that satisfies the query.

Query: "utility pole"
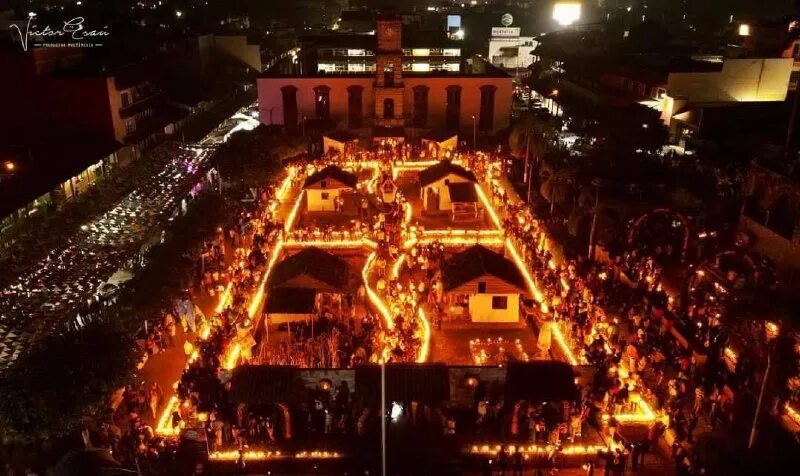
[587,178,603,260]
[524,130,531,184]
[381,363,387,476]
[749,343,773,450]
[472,114,477,151]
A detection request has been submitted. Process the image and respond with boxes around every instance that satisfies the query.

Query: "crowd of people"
[256,312,379,368]
[82,145,768,475]
[480,155,732,475]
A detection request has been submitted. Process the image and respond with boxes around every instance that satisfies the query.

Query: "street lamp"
[471,114,477,151]
[3,161,16,172]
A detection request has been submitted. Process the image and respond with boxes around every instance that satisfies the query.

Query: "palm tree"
[509,114,557,198]
[540,169,576,215]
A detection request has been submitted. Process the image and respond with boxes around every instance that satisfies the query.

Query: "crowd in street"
[483,165,743,475]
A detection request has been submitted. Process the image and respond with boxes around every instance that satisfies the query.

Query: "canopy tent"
[263,288,317,326]
[504,361,579,403]
[447,182,480,221]
[355,364,450,407]
[421,130,458,158]
[323,130,359,156]
[228,365,301,405]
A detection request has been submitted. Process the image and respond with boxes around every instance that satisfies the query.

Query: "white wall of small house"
[421,173,473,211]
[306,188,343,211]
[468,293,519,323]
[267,312,314,324]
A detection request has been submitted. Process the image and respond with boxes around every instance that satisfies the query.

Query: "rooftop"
[268,247,351,292]
[418,160,477,187]
[441,245,526,292]
[303,165,359,189]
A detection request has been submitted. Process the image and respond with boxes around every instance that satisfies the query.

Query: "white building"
[441,245,528,323]
[488,27,537,70]
[418,160,478,213]
[303,165,358,212]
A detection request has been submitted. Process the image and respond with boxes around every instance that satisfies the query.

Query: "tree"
[0,320,139,443]
[509,114,557,199]
[541,169,577,214]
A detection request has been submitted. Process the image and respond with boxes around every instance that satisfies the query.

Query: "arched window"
[479,85,497,132]
[383,98,395,118]
[412,85,429,127]
[347,85,363,128]
[314,85,331,121]
[445,85,462,131]
[281,85,298,133]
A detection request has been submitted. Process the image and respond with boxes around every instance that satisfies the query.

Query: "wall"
[307,187,344,211]
[666,58,793,103]
[488,36,536,70]
[468,293,519,323]
[421,173,473,211]
[257,74,513,134]
[404,75,513,134]
[214,35,263,72]
[258,76,375,129]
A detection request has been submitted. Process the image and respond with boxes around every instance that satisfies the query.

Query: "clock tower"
[374,16,404,128]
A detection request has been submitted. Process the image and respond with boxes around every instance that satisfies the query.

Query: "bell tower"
[374,16,404,128]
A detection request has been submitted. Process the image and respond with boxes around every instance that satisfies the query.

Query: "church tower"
[374,16,404,128]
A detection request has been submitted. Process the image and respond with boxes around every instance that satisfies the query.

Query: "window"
[321,192,330,200]
[412,48,430,56]
[121,92,130,107]
[347,49,367,56]
[477,281,486,293]
[479,85,496,132]
[445,85,462,131]
[125,119,136,135]
[411,63,430,72]
[314,86,331,121]
[491,296,508,310]
[281,86,298,133]
[793,42,800,58]
[412,85,429,127]
[347,85,363,128]
[384,64,395,87]
[443,48,461,56]
[383,98,395,118]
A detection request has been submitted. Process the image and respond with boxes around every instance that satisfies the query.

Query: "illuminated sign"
[492,27,521,37]
[447,14,461,29]
[500,13,513,27]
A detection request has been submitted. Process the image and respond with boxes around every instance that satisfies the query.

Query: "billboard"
[491,27,521,37]
[447,15,461,29]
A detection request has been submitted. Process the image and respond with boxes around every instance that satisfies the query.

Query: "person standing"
[511,447,523,476]
[496,445,509,476]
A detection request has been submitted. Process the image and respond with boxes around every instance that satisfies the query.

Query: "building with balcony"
[257,15,512,139]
